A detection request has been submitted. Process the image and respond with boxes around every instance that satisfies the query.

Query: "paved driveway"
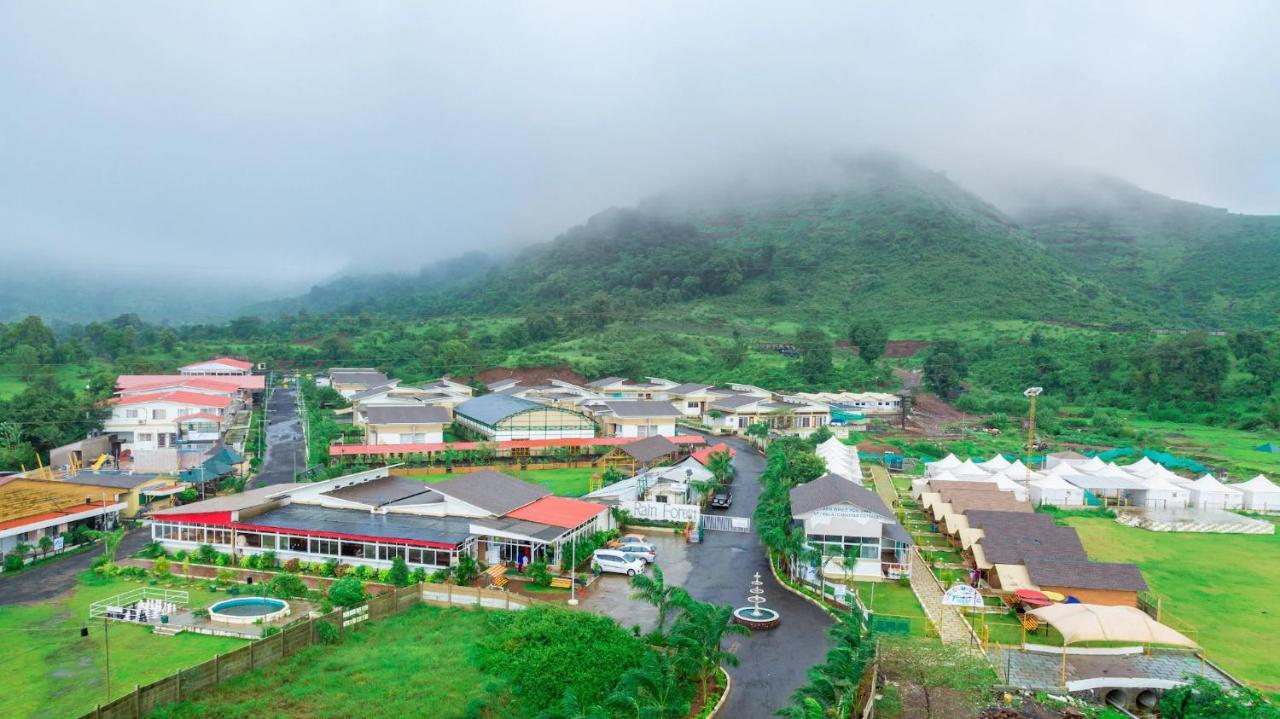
[251,385,305,487]
[0,528,150,606]
[583,435,832,718]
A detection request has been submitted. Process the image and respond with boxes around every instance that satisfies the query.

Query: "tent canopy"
[979,454,1012,471]
[1239,474,1279,491]
[1029,603,1198,648]
[1255,443,1280,453]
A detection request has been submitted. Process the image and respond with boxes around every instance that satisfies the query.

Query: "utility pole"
[567,538,578,606]
[1024,387,1043,483]
[102,617,112,702]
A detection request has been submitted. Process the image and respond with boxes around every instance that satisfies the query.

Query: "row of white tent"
[816,437,863,485]
[926,453,1280,511]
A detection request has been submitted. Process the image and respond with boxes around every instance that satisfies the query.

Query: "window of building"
[138,433,152,442]
[152,409,167,420]
[686,401,699,409]
[125,409,139,419]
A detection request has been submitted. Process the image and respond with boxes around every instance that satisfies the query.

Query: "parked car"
[710,490,733,508]
[615,539,657,558]
[593,549,646,576]
[619,546,656,564]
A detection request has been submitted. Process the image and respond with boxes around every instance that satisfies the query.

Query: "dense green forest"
[3,155,1279,469]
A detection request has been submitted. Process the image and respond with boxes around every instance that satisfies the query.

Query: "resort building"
[585,457,714,505]
[363,406,452,445]
[789,474,913,581]
[705,393,831,437]
[583,400,682,438]
[656,383,718,418]
[151,468,611,572]
[179,357,254,377]
[103,391,234,456]
[453,394,596,441]
[585,377,679,399]
[0,477,128,556]
[327,368,392,398]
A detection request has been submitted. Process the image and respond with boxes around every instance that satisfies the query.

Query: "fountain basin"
[732,606,780,630]
[208,597,290,625]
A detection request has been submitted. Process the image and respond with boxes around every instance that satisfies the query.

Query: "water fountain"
[732,572,780,630]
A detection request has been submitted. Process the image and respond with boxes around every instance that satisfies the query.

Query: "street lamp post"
[1023,387,1043,483]
[566,536,579,606]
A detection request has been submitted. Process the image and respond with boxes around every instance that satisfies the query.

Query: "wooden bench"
[549,577,574,590]
[483,564,508,591]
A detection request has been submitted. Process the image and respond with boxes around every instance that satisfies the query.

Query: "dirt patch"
[466,365,588,387]
[884,340,932,359]
[908,391,977,436]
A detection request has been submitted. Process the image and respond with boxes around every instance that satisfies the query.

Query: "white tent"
[952,459,991,477]
[1238,474,1280,512]
[1047,461,1083,477]
[1029,473,1087,507]
[979,454,1012,471]
[1077,456,1108,473]
[1133,474,1190,510]
[1126,456,1157,473]
[1189,474,1244,510]
[926,453,962,475]
[816,437,862,484]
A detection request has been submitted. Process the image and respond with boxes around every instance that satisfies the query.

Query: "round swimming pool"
[208,597,291,625]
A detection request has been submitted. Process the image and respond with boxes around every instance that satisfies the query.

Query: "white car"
[593,549,646,576]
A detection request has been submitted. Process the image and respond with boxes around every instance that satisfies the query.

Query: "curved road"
[678,434,832,717]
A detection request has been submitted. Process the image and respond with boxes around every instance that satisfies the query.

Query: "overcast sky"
[2,2,1277,284]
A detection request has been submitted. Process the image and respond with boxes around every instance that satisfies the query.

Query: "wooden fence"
[78,583,426,719]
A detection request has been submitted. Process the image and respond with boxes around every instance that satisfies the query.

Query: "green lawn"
[150,604,505,719]
[415,467,600,497]
[0,571,245,719]
[1065,517,1280,697]
[852,580,930,637]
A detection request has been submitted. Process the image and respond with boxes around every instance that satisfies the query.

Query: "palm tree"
[799,542,827,598]
[669,601,751,705]
[536,690,611,719]
[775,697,825,719]
[705,451,734,486]
[629,566,688,633]
[86,527,126,564]
[608,653,692,719]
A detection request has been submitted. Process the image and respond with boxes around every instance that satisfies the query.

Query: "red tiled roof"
[329,435,706,457]
[112,391,232,409]
[692,442,734,465]
[116,374,265,391]
[182,357,254,370]
[504,496,607,528]
[121,377,241,394]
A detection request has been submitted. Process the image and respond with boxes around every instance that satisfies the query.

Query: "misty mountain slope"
[252,155,1278,330]
[1005,169,1280,326]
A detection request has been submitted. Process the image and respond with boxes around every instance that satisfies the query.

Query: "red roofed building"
[180,357,254,376]
[104,390,235,458]
[504,496,608,528]
[692,442,734,465]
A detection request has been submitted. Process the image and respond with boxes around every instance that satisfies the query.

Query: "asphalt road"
[251,384,305,487]
[682,434,833,718]
[0,528,150,606]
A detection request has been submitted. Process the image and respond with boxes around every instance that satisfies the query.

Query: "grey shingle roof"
[329,369,390,387]
[602,400,682,418]
[790,474,893,518]
[1025,559,1149,592]
[708,394,760,410]
[365,405,452,425]
[454,394,545,426]
[61,472,172,489]
[980,527,1087,565]
[428,470,550,516]
[348,382,401,402]
[155,483,310,515]
[587,376,625,388]
[963,510,1056,533]
[619,435,679,463]
[321,476,439,507]
[472,517,566,542]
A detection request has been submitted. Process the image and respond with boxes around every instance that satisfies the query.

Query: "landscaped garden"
[2,571,245,719]
[1065,517,1280,699]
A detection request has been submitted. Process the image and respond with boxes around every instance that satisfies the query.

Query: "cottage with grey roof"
[363,405,453,446]
[789,474,913,582]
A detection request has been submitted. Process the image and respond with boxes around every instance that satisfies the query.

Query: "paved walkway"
[908,549,977,646]
[992,646,1233,691]
[0,528,150,606]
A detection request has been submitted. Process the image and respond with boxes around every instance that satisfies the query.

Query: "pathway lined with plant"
[907,548,977,647]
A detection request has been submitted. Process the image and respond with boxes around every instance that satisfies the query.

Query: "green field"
[151,604,502,719]
[1065,517,1280,697]
[415,466,599,497]
[0,572,245,719]
[1129,418,1280,478]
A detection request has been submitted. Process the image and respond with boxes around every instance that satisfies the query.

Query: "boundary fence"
[76,582,462,719]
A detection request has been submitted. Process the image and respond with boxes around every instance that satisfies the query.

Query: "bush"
[282,558,301,573]
[153,556,171,579]
[527,560,552,587]
[140,541,167,559]
[474,605,647,714]
[261,626,281,638]
[387,555,410,587]
[352,565,371,581]
[316,621,340,645]
[451,555,480,585]
[321,558,339,577]
[1159,675,1278,719]
[257,551,278,570]
[268,573,309,598]
[4,553,24,572]
[328,575,367,608]
[410,568,427,584]
[194,544,218,564]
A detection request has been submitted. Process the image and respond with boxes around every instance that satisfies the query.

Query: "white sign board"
[53,536,65,552]
[620,500,701,524]
[342,605,369,627]
[941,583,984,608]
